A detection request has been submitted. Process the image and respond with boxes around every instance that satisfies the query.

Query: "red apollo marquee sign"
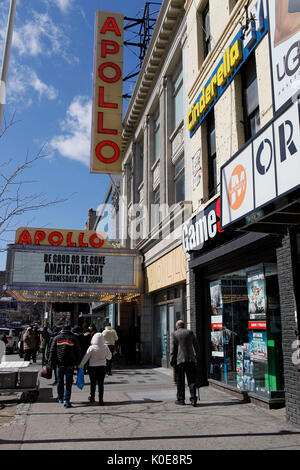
[15,228,108,249]
[90,11,124,174]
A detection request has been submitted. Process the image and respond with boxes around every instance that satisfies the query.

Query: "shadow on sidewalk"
[1,429,300,447]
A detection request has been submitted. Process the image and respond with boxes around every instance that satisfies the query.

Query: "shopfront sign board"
[221,100,300,229]
[187,0,268,137]
[15,227,108,249]
[267,0,300,113]
[182,197,223,253]
[90,11,124,174]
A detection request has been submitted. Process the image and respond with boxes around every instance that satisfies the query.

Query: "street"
[1,354,300,453]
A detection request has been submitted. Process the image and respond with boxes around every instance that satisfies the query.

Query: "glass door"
[166,305,175,368]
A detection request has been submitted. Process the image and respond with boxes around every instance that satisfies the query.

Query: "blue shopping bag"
[76,368,85,390]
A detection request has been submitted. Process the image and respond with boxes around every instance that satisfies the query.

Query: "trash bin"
[0,370,18,389]
[18,370,39,388]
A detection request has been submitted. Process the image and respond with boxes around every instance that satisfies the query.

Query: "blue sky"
[0,0,161,268]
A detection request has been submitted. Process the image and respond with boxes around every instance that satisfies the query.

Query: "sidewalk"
[1,360,300,451]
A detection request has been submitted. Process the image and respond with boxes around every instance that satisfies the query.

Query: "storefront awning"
[238,193,300,235]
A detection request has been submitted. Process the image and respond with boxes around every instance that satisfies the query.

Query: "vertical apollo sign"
[268,0,300,113]
[90,11,124,174]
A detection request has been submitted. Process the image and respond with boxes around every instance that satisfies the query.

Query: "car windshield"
[0,329,9,335]
[12,329,22,336]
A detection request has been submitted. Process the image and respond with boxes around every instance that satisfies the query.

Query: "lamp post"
[0,0,17,132]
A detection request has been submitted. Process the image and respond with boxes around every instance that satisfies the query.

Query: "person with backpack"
[48,323,81,408]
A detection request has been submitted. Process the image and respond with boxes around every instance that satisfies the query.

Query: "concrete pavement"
[1,358,300,452]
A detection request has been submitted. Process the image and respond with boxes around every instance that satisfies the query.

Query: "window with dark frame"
[174,156,185,204]
[152,108,160,165]
[203,3,211,57]
[137,139,144,187]
[152,185,161,227]
[172,67,183,131]
[241,53,260,142]
[207,111,217,199]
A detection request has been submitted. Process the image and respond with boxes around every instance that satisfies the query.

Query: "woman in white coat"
[79,333,112,405]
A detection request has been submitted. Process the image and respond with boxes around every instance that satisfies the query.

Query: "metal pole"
[0,0,17,131]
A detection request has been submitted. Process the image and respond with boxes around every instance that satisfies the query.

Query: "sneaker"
[174,400,185,405]
[57,399,63,404]
[64,401,72,408]
[98,401,104,406]
[88,396,95,403]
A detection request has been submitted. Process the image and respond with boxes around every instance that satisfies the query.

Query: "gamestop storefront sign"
[90,11,124,174]
[182,198,223,253]
[221,100,300,228]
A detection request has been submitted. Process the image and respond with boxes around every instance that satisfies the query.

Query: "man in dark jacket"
[170,320,200,407]
[49,323,81,408]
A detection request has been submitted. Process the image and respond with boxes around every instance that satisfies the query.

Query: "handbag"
[76,368,85,390]
[40,365,52,379]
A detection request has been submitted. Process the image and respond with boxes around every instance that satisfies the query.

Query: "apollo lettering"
[91,12,123,173]
[95,16,122,164]
[17,229,105,249]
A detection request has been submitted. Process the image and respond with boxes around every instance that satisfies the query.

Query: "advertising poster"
[268,0,300,112]
[247,267,267,329]
[210,281,223,356]
[236,343,256,391]
[210,280,223,316]
[211,330,224,357]
[249,331,268,362]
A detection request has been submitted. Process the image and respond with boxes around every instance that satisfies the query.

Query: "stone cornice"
[122,0,186,156]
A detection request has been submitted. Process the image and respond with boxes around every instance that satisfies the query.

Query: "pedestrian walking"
[23,327,37,363]
[0,331,8,345]
[72,325,86,361]
[170,320,200,407]
[18,330,24,358]
[79,332,112,405]
[48,322,81,408]
[46,326,61,385]
[102,323,118,375]
[39,327,49,366]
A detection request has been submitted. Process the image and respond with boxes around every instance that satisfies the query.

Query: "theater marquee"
[5,240,142,303]
[90,11,124,174]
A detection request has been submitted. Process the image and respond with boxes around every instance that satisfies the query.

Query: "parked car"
[0,327,23,354]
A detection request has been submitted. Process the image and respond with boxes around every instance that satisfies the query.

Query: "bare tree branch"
[0,115,70,251]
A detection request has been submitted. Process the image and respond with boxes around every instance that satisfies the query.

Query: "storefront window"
[210,263,284,398]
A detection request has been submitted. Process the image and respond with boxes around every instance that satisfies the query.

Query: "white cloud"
[54,0,73,13]
[50,96,92,167]
[30,71,58,101]
[6,59,58,105]
[12,12,70,58]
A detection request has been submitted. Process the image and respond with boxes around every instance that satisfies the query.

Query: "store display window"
[209,263,284,398]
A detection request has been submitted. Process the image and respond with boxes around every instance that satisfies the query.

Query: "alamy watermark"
[95,199,191,243]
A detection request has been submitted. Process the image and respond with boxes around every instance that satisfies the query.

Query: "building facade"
[182,0,300,425]
[113,0,300,424]
[121,0,191,367]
